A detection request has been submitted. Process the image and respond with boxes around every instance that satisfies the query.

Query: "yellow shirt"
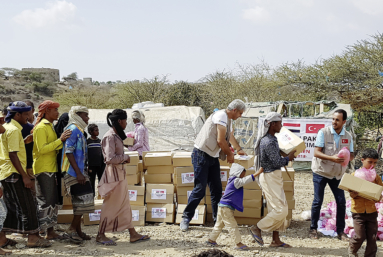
[0,119,27,180]
[32,118,63,175]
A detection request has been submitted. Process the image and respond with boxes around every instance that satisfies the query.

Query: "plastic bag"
[301,210,311,221]
[349,229,355,238]
[338,147,350,167]
[325,218,336,231]
[126,132,134,138]
[355,167,377,182]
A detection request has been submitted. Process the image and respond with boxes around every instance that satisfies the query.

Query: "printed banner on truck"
[259,118,332,161]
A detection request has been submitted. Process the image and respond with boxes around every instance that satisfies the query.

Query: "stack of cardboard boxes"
[129,185,146,226]
[144,152,173,184]
[125,151,141,185]
[173,152,206,225]
[205,166,229,222]
[235,167,263,225]
[144,152,175,223]
[58,189,74,224]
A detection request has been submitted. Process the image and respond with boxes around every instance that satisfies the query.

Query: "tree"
[63,72,78,82]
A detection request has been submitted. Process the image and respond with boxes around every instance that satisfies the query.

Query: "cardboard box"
[129,185,145,206]
[234,155,255,169]
[275,127,306,157]
[339,173,383,201]
[145,184,174,204]
[146,203,175,223]
[131,205,146,226]
[206,213,214,222]
[234,207,261,218]
[57,209,74,224]
[84,200,103,225]
[124,151,140,166]
[138,160,144,172]
[123,137,134,146]
[281,167,295,181]
[144,173,172,184]
[243,199,263,208]
[219,159,232,167]
[244,168,261,190]
[125,165,138,175]
[287,199,295,209]
[176,204,206,225]
[283,181,294,192]
[127,172,141,185]
[206,204,212,214]
[146,166,174,174]
[176,186,204,205]
[173,152,192,167]
[144,152,172,166]
[175,167,195,186]
[243,189,262,200]
[142,151,170,169]
[63,196,72,206]
[220,167,229,187]
[236,217,261,226]
[285,191,294,200]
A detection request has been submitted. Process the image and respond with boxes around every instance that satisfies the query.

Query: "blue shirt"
[61,124,87,177]
[314,126,354,152]
[260,133,290,173]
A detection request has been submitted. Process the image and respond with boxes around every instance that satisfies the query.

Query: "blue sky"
[1,0,382,82]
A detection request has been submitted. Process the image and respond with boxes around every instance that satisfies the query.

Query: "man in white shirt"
[180,99,246,231]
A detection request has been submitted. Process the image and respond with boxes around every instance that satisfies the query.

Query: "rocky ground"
[3,171,383,257]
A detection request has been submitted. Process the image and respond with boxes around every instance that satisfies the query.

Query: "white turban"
[67,106,89,131]
[253,112,282,171]
[132,110,146,125]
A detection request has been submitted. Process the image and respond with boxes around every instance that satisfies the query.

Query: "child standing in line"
[348,148,383,257]
[207,163,263,250]
[87,124,105,197]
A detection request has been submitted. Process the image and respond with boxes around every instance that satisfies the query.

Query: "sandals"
[206,241,218,246]
[79,232,91,240]
[0,239,17,248]
[270,243,292,248]
[248,227,264,246]
[234,245,249,251]
[130,235,150,243]
[27,238,52,248]
[96,240,117,246]
[63,231,83,244]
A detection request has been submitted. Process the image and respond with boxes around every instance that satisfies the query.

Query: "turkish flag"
[342,139,348,144]
[306,124,325,133]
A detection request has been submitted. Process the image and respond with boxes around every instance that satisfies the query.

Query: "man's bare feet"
[207,239,218,246]
[249,226,264,246]
[46,230,63,240]
[129,233,150,243]
[269,241,292,248]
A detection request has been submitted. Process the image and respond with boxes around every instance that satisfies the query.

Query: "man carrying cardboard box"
[180,99,247,232]
[309,109,354,241]
[249,112,296,248]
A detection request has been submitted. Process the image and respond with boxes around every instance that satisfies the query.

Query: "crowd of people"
[0,100,149,254]
[0,99,381,257]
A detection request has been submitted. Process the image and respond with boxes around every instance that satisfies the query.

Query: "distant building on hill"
[22,68,60,82]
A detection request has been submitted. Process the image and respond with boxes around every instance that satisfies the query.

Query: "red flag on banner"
[306,124,325,133]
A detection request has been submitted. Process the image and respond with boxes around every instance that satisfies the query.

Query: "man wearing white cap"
[249,112,296,248]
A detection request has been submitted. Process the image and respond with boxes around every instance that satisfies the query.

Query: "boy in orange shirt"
[348,148,383,257]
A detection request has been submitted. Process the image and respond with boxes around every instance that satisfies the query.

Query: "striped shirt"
[87,138,103,167]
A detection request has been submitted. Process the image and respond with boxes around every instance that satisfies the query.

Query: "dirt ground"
[4,171,383,257]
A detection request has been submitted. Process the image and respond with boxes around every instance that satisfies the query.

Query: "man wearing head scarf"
[0,101,51,248]
[32,100,72,240]
[249,112,296,248]
[127,110,150,157]
[60,106,94,243]
[180,99,247,232]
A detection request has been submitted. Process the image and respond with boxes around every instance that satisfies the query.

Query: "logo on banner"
[283,123,301,133]
[306,124,325,133]
[342,139,348,144]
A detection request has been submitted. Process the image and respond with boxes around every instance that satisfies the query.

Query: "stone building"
[22,68,60,82]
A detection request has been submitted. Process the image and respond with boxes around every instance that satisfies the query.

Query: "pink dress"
[128,123,150,156]
[98,128,133,233]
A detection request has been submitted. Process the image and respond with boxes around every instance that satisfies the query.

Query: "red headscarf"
[32,100,60,133]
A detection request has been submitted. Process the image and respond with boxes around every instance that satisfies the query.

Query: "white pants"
[257,169,289,232]
[209,206,241,244]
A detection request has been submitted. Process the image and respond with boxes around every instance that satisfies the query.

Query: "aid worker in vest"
[180,99,247,232]
[309,109,354,241]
